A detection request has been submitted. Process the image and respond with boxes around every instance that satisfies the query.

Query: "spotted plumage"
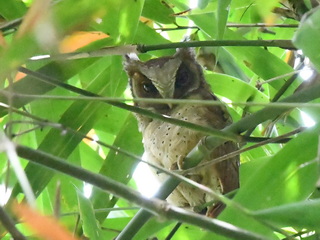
[124,48,239,216]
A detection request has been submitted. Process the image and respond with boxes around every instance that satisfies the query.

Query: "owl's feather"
[125,48,239,217]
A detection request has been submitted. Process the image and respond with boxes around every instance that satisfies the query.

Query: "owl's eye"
[142,82,157,93]
[175,66,190,87]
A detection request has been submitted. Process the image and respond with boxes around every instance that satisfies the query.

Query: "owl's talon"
[169,162,178,170]
[177,155,185,170]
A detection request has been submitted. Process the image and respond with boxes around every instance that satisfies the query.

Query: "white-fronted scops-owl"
[124,48,239,217]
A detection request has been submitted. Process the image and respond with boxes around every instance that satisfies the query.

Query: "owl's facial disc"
[139,58,181,107]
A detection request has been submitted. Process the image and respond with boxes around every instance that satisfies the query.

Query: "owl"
[124,48,239,217]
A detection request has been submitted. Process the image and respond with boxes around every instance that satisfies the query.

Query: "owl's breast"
[141,103,226,208]
[142,104,207,169]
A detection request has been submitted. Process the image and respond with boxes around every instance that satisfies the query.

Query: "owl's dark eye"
[175,65,191,87]
[142,82,157,93]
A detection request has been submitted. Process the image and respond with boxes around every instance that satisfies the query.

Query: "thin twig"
[271,72,299,103]
[184,127,304,174]
[227,23,299,28]
[138,40,297,53]
[61,207,139,217]
[257,70,301,87]
[155,23,299,31]
[165,222,182,240]
[0,18,22,31]
[5,90,320,109]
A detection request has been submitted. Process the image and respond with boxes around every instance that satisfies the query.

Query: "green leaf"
[142,0,175,24]
[133,218,174,240]
[93,0,145,43]
[133,21,175,57]
[198,0,211,9]
[204,125,320,239]
[254,0,279,20]
[252,199,320,231]
[91,114,143,222]
[0,0,26,19]
[293,7,320,71]
[77,192,102,240]
[10,56,125,198]
[206,73,268,112]
[189,12,299,98]
[0,60,92,117]
[216,0,231,39]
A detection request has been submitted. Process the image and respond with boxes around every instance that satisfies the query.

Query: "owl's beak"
[159,87,175,109]
[140,57,181,109]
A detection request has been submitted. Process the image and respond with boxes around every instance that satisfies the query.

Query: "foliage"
[0,0,320,239]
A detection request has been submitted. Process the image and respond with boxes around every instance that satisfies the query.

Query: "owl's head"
[124,48,208,112]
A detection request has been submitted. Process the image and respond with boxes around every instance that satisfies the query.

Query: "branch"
[155,23,299,31]
[138,40,296,52]
[226,23,299,28]
[28,40,297,61]
[15,145,268,240]
[0,18,22,32]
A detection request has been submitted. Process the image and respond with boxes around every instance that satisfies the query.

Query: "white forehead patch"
[139,58,181,87]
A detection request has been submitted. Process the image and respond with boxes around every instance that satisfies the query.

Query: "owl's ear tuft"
[175,48,196,60]
[124,53,140,62]
[124,53,140,72]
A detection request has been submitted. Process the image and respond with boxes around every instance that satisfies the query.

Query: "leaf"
[203,124,320,239]
[0,59,96,118]
[77,192,102,240]
[133,218,175,240]
[293,7,320,71]
[0,0,26,19]
[91,114,143,222]
[59,31,109,53]
[13,202,79,240]
[133,21,175,56]
[93,0,145,43]
[0,0,110,78]
[216,0,231,39]
[198,0,211,9]
[205,73,268,112]
[189,12,300,98]
[142,0,175,24]
[254,0,279,21]
[252,199,320,231]
[10,56,125,199]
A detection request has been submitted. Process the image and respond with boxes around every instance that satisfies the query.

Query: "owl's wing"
[206,142,239,218]
[214,142,240,193]
[202,91,240,217]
